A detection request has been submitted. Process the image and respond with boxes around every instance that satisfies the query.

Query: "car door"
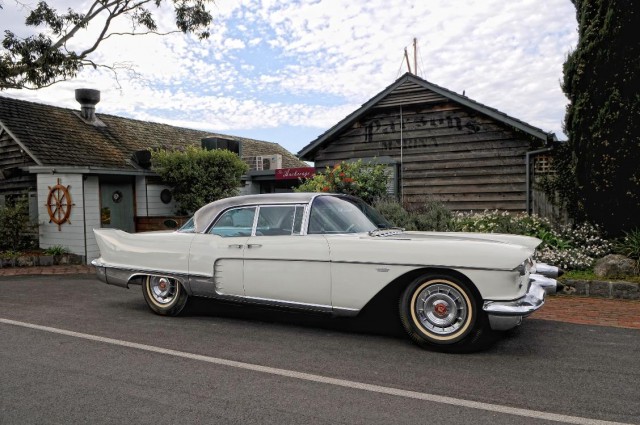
[188,207,256,298]
[242,204,332,309]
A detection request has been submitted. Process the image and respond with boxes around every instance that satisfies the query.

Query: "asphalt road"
[1,275,639,425]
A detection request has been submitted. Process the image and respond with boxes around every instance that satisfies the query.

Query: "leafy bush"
[374,198,453,231]
[451,210,555,239]
[615,228,640,266]
[450,210,613,271]
[44,245,70,256]
[151,146,248,214]
[0,196,36,251]
[376,200,614,271]
[295,160,388,204]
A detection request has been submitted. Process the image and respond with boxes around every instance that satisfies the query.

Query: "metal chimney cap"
[75,88,100,106]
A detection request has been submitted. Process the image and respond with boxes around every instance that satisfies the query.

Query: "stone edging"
[558,279,639,300]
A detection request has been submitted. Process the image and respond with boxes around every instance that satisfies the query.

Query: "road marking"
[0,317,631,425]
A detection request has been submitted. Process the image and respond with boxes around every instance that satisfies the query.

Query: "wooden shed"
[298,73,558,212]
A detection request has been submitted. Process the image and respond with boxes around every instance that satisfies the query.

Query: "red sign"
[275,167,316,180]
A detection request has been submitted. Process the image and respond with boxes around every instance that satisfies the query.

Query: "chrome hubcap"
[149,276,176,305]
[415,283,468,335]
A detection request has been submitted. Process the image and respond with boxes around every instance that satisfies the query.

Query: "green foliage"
[0,196,37,251]
[615,228,640,262]
[559,0,640,235]
[295,160,389,204]
[0,250,21,260]
[151,146,248,215]
[44,245,69,256]
[450,210,613,271]
[1,0,214,89]
[374,198,453,231]
[451,210,553,238]
[376,199,615,271]
[561,269,640,284]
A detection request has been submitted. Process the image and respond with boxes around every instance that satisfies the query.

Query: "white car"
[92,193,559,351]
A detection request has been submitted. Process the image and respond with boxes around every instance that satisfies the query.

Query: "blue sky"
[1,0,577,154]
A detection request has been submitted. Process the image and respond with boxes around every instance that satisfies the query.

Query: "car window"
[256,205,305,236]
[308,196,378,234]
[177,217,195,233]
[209,207,256,237]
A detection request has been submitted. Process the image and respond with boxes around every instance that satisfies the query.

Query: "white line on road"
[0,317,631,425]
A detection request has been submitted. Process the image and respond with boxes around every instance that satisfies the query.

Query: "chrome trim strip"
[91,260,192,292]
[242,296,333,313]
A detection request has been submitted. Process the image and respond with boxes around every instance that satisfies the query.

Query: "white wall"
[38,174,86,258]
[135,176,147,216]
[84,176,101,262]
[146,184,176,216]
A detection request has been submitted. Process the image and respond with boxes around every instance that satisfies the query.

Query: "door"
[242,205,331,307]
[188,207,256,298]
[100,177,135,232]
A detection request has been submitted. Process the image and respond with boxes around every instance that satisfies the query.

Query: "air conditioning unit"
[256,154,282,170]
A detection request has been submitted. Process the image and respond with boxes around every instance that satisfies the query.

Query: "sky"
[0,0,578,155]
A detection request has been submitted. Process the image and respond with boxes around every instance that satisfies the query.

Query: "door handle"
[228,244,243,249]
[247,244,262,249]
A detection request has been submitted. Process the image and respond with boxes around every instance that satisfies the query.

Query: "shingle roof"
[0,95,307,170]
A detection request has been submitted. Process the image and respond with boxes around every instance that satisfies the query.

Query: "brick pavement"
[531,296,640,330]
[1,266,639,330]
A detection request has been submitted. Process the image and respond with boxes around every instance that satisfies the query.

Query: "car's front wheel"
[142,275,189,316]
[399,273,488,352]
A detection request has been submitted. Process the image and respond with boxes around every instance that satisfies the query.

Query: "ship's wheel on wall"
[46,178,74,231]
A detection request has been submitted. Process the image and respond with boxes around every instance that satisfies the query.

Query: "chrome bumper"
[483,264,559,331]
[91,259,139,289]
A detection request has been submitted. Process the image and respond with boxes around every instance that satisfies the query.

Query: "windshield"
[177,217,195,233]
[308,195,392,234]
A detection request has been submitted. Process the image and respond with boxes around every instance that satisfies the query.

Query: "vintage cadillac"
[92,193,560,351]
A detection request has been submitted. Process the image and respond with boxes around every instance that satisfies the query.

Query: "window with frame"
[256,205,305,236]
[208,207,256,237]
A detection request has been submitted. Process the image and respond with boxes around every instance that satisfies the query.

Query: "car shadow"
[183,294,407,340]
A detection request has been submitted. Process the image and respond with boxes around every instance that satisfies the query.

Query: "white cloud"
[1,0,578,152]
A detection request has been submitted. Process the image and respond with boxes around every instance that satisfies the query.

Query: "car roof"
[192,192,332,233]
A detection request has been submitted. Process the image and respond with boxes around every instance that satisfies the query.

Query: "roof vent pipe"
[75,88,100,121]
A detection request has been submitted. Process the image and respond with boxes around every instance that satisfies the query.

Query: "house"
[298,73,558,213]
[0,90,309,263]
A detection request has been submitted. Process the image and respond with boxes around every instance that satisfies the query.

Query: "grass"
[561,269,640,284]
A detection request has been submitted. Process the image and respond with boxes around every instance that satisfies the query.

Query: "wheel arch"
[360,266,482,315]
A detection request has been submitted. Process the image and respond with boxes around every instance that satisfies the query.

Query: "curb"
[0,265,95,277]
[558,279,639,300]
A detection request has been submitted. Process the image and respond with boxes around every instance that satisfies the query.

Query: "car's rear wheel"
[142,275,188,316]
[399,273,488,352]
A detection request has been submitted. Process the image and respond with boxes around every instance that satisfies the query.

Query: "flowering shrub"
[449,210,613,271]
[451,210,555,239]
[295,160,388,204]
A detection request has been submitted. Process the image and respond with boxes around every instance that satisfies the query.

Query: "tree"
[151,146,248,215]
[1,0,213,90]
[295,160,389,204]
[559,0,640,235]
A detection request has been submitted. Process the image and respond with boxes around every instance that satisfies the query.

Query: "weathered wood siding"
[0,128,37,196]
[312,82,533,211]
